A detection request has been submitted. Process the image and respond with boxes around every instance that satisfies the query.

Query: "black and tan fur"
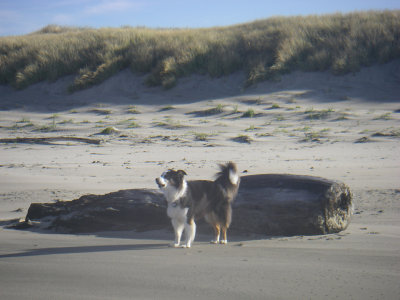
[156,162,240,248]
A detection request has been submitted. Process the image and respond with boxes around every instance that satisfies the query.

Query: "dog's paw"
[210,240,219,244]
[169,243,181,248]
[220,240,227,244]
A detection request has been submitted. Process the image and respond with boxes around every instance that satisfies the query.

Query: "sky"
[1,0,399,36]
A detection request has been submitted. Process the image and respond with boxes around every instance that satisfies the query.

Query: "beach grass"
[242,109,256,118]
[188,104,225,117]
[1,11,399,93]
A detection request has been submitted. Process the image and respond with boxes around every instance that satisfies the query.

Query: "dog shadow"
[0,242,169,259]
[0,227,270,259]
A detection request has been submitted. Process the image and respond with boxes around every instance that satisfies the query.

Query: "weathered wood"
[232,174,353,235]
[16,174,352,236]
[24,189,169,233]
[0,137,101,145]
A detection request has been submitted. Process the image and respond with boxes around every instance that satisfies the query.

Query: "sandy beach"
[1,60,400,299]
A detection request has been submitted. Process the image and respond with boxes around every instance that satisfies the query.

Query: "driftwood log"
[16,174,352,236]
[233,174,352,235]
[0,137,102,145]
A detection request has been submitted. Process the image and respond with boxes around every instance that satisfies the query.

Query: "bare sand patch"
[1,61,399,299]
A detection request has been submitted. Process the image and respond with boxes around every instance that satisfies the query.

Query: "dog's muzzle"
[156,177,166,188]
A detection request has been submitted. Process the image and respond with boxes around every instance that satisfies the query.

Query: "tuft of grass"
[37,124,57,132]
[269,103,281,109]
[17,118,31,123]
[118,118,140,128]
[231,104,239,114]
[10,119,35,129]
[159,105,175,112]
[193,132,211,141]
[153,117,186,129]
[255,132,273,137]
[1,11,399,91]
[99,126,120,135]
[245,125,260,131]
[304,108,335,120]
[241,109,255,118]
[241,98,263,105]
[58,119,74,124]
[355,136,372,143]
[127,106,141,114]
[374,113,392,120]
[333,113,351,121]
[127,121,140,128]
[300,129,330,143]
[188,104,225,117]
[301,132,323,142]
[299,126,312,132]
[89,109,112,115]
[371,128,400,137]
[203,104,225,115]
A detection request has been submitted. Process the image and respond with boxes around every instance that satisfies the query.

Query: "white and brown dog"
[156,162,240,248]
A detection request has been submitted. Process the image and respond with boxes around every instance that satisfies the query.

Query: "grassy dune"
[0,10,399,91]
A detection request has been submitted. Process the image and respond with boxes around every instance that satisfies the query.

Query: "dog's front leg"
[184,219,196,248]
[171,219,184,247]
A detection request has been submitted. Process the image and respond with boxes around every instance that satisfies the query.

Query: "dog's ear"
[177,170,187,177]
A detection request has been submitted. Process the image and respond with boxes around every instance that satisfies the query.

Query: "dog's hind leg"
[184,218,196,248]
[220,205,232,244]
[171,219,184,247]
[220,226,228,244]
[211,224,221,244]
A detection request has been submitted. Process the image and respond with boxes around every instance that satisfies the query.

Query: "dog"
[155,162,240,248]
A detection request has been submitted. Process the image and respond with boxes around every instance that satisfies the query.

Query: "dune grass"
[1,11,399,92]
[242,109,256,118]
[98,126,120,135]
[188,104,225,117]
[193,132,212,141]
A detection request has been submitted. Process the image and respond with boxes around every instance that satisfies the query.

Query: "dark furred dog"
[155,162,240,248]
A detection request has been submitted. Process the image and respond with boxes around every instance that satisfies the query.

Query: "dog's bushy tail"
[216,162,240,186]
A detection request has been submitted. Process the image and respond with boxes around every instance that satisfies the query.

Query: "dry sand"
[1,61,400,299]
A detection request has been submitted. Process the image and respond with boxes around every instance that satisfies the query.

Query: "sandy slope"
[1,61,400,299]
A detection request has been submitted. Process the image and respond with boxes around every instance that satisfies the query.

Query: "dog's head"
[156,169,187,191]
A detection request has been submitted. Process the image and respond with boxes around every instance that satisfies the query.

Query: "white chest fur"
[167,203,188,222]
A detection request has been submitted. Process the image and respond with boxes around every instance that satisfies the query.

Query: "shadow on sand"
[0,243,169,259]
